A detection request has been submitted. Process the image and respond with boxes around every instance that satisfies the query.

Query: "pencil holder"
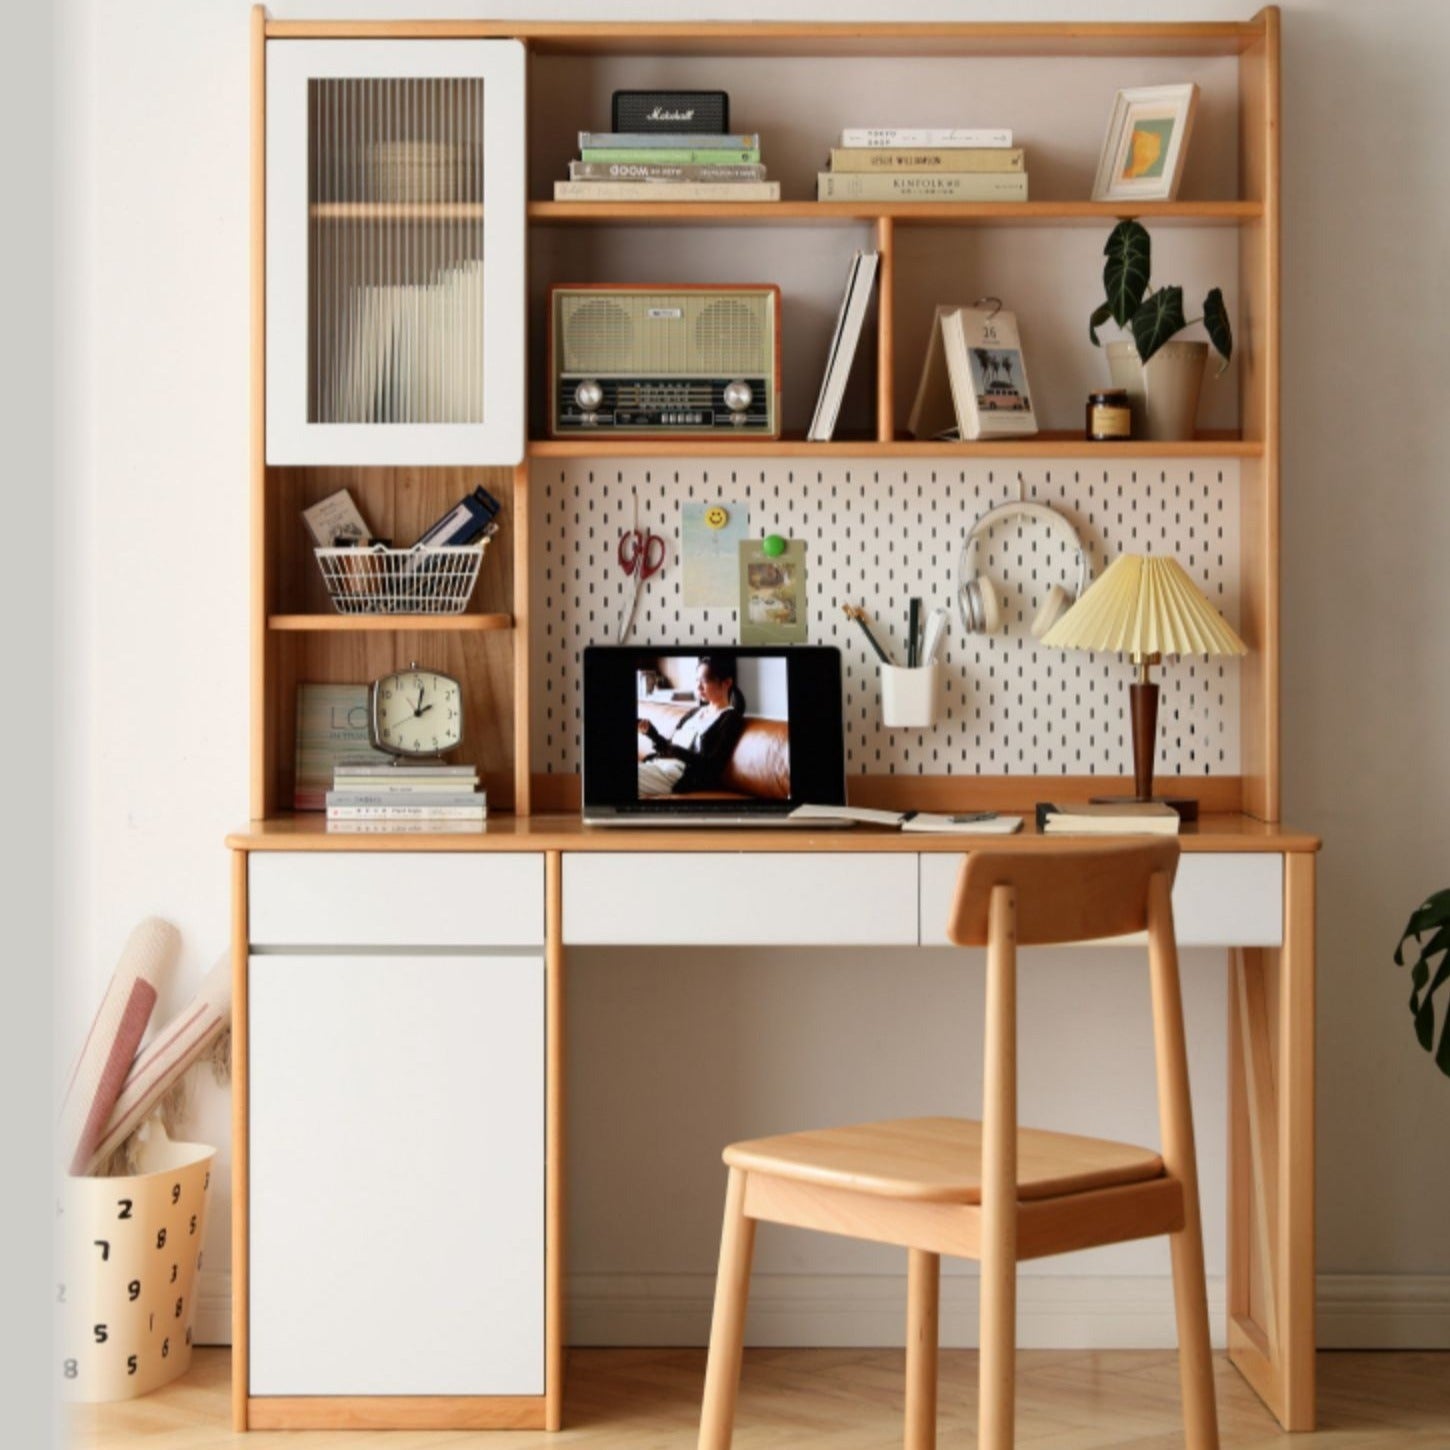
[880,663,942,729]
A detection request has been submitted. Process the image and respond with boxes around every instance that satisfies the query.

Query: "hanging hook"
[972,295,1003,321]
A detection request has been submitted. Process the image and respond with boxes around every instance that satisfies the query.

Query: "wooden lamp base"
[1089,676,1201,822]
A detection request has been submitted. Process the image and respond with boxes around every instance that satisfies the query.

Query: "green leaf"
[1203,287,1233,373]
[1416,999,1436,1051]
[1102,220,1151,327]
[1437,1020,1450,1075]
[1130,285,1185,364]
[1395,894,1450,1078]
[1089,301,1113,348]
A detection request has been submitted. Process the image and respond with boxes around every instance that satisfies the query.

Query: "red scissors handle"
[618,529,666,580]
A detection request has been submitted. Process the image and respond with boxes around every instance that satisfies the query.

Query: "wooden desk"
[227,813,1318,1433]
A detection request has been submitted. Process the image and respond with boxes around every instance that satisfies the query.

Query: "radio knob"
[574,379,604,412]
[723,380,753,413]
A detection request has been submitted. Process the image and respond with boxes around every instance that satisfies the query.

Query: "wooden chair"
[696,839,1218,1450]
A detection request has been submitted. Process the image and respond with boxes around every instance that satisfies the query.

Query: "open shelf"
[527,430,1259,460]
[528,200,1261,228]
[268,613,514,632]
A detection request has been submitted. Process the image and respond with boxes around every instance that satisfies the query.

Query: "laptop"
[582,645,851,827]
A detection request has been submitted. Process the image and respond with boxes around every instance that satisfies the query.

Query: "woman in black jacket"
[637,654,747,796]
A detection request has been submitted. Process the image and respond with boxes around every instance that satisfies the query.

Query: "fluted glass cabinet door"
[266,40,526,465]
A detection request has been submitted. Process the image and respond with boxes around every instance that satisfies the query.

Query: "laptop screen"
[582,646,846,814]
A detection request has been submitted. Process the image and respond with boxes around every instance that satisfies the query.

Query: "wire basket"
[315,541,489,615]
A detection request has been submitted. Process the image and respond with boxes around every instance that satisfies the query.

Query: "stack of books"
[326,759,487,824]
[817,127,1026,203]
[1036,802,1181,836]
[554,129,780,203]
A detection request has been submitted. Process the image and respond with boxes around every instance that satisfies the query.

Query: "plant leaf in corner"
[1102,219,1151,327]
[1130,285,1185,364]
[1204,287,1234,374]
[1089,302,1113,348]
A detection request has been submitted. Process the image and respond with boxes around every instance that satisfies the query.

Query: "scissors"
[615,497,666,644]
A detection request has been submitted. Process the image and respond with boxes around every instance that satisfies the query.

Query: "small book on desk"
[1036,801,1180,835]
[790,804,1023,834]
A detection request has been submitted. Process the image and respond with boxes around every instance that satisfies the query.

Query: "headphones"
[956,500,1092,639]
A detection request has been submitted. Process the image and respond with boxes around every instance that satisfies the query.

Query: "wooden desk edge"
[227,813,1321,855]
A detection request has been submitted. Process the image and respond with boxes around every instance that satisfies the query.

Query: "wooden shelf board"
[527,431,1258,461]
[266,20,1265,59]
[528,200,1261,228]
[268,613,514,633]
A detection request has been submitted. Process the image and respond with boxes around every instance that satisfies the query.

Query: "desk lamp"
[1040,553,1247,821]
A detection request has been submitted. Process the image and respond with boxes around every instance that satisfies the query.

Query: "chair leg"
[1169,1219,1221,1450]
[977,1248,1016,1450]
[904,1249,940,1450]
[699,1167,758,1450]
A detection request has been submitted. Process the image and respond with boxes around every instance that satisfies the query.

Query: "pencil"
[842,604,893,665]
[907,597,921,668]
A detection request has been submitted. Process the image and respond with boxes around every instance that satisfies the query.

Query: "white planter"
[1106,339,1209,442]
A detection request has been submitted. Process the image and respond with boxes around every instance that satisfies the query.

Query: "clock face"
[370,667,464,758]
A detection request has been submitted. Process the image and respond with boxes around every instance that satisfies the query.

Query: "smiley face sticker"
[704,506,730,530]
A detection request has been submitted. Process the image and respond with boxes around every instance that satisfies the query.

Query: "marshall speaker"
[611,90,729,134]
[549,285,781,437]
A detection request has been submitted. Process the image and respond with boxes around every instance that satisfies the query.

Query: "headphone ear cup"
[976,576,1003,635]
[1032,584,1071,639]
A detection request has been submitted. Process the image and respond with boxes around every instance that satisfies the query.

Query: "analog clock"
[368,663,464,759]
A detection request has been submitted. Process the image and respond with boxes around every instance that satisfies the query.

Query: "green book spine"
[580,146,762,165]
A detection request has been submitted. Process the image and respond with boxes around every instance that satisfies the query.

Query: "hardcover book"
[579,131,759,150]
[827,147,1024,172]
[293,684,390,811]
[839,127,1013,148]
[554,181,780,202]
[569,161,767,183]
[580,147,762,166]
[817,171,1028,202]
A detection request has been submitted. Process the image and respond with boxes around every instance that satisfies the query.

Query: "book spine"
[578,147,761,165]
[326,804,488,820]
[839,128,1012,148]
[828,147,1024,173]
[580,131,759,150]
[816,171,1028,202]
[554,181,781,202]
[326,792,484,808]
[569,161,767,182]
[333,765,477,778]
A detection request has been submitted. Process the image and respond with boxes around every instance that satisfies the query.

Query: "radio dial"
[574,379,604,412]
[723,380,753,413]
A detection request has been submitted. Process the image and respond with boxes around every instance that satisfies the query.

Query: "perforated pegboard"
[531,459,1241,779]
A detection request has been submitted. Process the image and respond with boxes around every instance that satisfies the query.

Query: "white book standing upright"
[807,250,880,441]
[907,302,1039,441]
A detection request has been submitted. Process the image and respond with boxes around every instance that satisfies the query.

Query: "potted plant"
[1089,218,1233,441]
[1395,889,1450,1077]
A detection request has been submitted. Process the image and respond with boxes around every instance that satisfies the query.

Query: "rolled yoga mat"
[59,918,178,1174]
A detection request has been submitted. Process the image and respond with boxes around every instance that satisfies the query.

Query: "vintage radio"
[549,284,780,437]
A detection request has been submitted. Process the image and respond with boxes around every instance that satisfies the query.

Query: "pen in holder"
[880,662,942,729]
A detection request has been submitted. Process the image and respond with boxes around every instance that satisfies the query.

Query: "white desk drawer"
[249,853,544,947]
[919,852,1283,948]
[563,853,918,946]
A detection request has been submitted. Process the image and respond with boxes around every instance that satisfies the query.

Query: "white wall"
[54,0,1450,1352]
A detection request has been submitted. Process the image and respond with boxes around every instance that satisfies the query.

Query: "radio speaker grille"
[559,298,635,373]
[555,289,774,375]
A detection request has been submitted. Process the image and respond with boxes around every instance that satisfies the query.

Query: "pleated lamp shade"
[1041,553,1247,658]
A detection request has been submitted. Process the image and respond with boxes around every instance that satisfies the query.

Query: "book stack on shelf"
[554,130,780,203]
[326,760,487,825]
[817,127,1026,203]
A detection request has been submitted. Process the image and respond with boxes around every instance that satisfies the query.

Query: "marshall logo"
[648,106,695,121]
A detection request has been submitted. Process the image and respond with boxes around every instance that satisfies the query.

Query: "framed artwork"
[1092,83,1199,202]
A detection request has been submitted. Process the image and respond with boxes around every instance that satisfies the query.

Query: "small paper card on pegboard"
[57,1126,215,1402]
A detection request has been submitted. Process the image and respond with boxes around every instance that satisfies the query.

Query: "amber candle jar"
[1086,389,1132,441]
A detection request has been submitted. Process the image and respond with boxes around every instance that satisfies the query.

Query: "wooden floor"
[71,1347,1450,1448]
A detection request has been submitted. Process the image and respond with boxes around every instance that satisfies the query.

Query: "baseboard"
[195,1270,1450,1351]
[1316,1275,1450,1348]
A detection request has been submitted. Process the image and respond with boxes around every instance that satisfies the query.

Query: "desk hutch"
[232,6,1317,1438]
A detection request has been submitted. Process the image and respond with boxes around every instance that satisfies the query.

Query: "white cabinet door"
[248,953,544,1396]
[918,852,1284,948]
[266,40,526,464]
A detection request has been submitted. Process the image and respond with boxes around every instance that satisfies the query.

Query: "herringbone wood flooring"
[70,1347,1450,1448]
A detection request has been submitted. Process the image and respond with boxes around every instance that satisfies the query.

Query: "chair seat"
[723,1115,1166,1204]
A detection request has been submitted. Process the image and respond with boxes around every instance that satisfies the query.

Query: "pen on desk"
[907,597,921,668]
[842,604,893,665]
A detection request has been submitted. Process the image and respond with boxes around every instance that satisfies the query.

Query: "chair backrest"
[946,839,1181,947]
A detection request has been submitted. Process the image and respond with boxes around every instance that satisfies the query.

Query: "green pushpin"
[762,533,787,558]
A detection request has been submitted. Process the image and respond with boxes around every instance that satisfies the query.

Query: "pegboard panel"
[531,458,1241,779]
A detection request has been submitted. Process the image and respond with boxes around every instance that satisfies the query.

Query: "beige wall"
[54,0,1450,1348]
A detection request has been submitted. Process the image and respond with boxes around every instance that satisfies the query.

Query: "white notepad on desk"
[789,804,1023,834]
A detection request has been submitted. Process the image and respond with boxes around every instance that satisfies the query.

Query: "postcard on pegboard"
[739,538,808,645]
[681,501,749,607]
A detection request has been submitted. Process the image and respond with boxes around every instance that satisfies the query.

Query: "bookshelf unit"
[251,8,1280,823]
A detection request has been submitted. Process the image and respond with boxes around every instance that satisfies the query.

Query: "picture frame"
[1091,83,1199,202]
